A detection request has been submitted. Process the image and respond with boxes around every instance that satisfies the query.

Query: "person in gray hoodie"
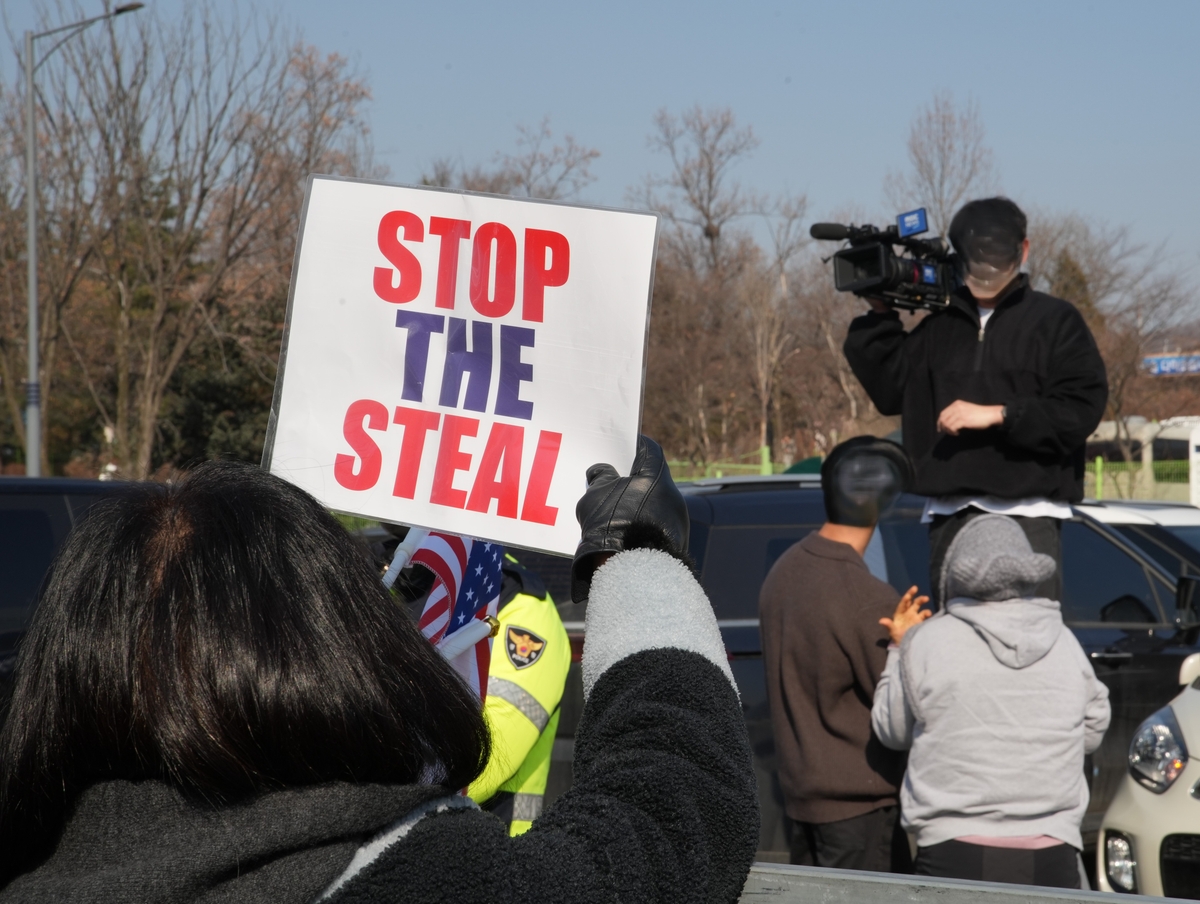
[871,514,1111,889]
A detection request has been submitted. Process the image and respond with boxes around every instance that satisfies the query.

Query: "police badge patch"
[505,626,546,669]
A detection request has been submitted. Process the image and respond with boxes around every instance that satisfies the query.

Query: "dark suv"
[3,473,1195,870]
[541,475,1200,867]
[0,478,126,694]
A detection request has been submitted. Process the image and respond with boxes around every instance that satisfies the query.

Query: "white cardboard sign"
[264,176,659,556]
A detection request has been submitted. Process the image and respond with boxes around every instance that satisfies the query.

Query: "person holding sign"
[0,443,756,903]
[266,178,659,561]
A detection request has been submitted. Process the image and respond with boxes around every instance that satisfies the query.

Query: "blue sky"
[4,1,1198,279]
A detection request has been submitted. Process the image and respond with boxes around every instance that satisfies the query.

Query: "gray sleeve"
[581,548,735,699]
[871,646,915,751]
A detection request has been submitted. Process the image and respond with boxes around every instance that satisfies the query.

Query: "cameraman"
[843,198,1107,603]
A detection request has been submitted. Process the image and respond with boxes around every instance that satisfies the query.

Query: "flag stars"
[418,538,506,648]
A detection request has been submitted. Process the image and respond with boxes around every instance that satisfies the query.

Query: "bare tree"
[885,92,998,235]
[1026,213,1146,318]
[0,30,111,473]
[502,118,599,199]
[1027,211,1194,474]
[423,157,516,196]
[638,107,764,465]
[798,259,869,428]
[423,118,599,201]
[744,195,807,453]
[48,4,371,478]
[640,106,760,276]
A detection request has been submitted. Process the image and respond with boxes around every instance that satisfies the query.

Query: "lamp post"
[23,3,143,477]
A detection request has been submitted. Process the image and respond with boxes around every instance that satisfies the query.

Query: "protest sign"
[264,176,659,556]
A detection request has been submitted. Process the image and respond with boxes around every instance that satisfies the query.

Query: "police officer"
[467,555,570,835]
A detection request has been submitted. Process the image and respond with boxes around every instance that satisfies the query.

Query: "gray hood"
[946,596,1065,668]
[940,514,1064,668]
[939,514,1056,603]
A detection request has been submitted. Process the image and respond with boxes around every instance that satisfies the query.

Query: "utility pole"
[24,29,38,475]
[23,3,143,477]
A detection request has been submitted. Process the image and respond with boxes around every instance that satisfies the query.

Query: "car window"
[1165,526,1200,554]
[0,496,71,634]
[1112,524,1200,579]
[701,525,817,620]
[1061,520,1165,624]
[66,492,112,526]
[863,530,887,583]
[878,520,932,601]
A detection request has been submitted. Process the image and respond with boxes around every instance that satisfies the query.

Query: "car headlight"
[1105,831,1137,893]
[1129,705,1188,793]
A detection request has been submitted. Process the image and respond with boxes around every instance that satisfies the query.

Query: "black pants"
[789,806,912,873]
[915,839,1080,889]
[928,508,1062,607]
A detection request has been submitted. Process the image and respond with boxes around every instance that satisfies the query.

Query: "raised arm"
[842,309,910,416]
[328,437,758,904]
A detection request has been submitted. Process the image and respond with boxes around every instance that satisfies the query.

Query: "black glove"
[570,435,690,603]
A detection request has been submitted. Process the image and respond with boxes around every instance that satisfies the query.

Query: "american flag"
[413,533,504,699]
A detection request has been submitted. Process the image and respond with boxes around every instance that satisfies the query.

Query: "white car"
[1097,653,1200,897]
[1075,499,1200,578]
[1083,498,1200,898]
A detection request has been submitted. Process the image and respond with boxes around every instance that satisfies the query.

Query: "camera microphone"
[810,223,851,241]
[810,208,957,310]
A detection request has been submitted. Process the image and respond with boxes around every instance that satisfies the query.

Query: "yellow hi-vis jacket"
[467,558,570,835]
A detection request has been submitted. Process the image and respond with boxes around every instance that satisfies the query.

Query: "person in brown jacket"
[760,436,929,872]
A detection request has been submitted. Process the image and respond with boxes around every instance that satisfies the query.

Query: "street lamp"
[23,3,143,477]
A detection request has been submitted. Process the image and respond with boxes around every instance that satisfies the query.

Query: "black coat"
[0,649,757,904]
[843,276,1108,502]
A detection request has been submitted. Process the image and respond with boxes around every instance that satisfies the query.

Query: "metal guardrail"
[739,862,1180,903]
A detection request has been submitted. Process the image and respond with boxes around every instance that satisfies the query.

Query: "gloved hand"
[570,435,690,603]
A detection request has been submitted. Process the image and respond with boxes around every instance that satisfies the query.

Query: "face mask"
[955,224,1021,280]
[961,258,1019,297]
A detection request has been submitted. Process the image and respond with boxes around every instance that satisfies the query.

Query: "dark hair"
[0,461,488,877]
[948,197,1028,271]
[820,436,913,527]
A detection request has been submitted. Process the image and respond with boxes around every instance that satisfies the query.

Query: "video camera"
[809,208,959,311]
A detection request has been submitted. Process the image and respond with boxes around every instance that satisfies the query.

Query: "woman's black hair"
[0,461,489,877]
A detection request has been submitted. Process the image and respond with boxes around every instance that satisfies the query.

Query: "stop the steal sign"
[264,176,659,556]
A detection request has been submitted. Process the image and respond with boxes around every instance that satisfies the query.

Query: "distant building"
[1144,353,1200,376]
[1086,416,1200,462]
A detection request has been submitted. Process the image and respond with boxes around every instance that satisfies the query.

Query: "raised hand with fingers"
[879,585,932,646]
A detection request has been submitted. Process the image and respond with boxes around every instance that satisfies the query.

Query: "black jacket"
[843,276,1108,501]
[0,650,756,904]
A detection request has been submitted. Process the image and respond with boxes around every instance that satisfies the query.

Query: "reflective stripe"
[489,677,551,732]
[512,792,543,822]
